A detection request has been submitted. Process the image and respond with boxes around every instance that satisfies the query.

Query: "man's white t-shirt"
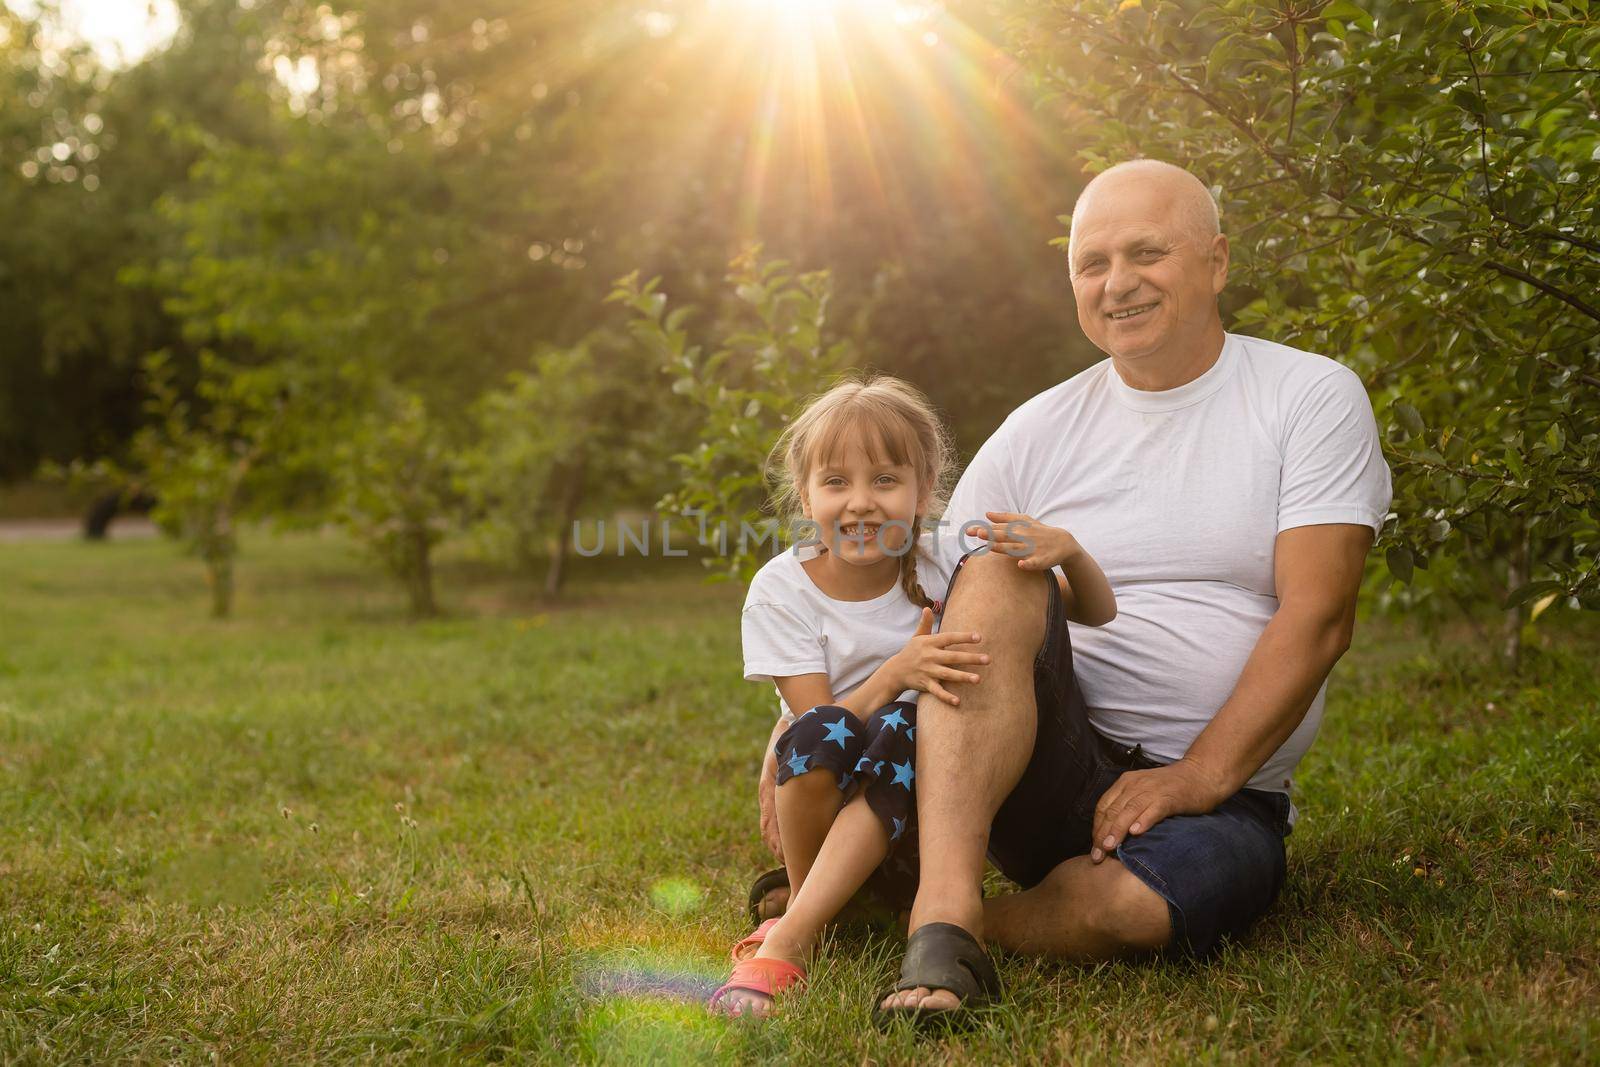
[742,545,924,719]
[926,333,1392,818]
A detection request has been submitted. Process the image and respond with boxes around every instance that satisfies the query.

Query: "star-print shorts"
[773,701,920,906]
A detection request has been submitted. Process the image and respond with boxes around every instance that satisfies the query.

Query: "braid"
[898,516,934,609]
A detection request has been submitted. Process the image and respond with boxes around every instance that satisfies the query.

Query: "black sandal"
[746,867,789,925]
[872,922,1003,1030]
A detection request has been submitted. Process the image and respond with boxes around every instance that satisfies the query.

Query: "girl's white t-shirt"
[742,545,925,720]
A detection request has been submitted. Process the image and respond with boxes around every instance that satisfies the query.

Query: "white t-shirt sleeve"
[1276,366,1392,535]
[742,601,828,683]
[928,425,1022,585]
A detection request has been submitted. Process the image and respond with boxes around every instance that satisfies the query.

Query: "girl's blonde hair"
[766,374,956,609]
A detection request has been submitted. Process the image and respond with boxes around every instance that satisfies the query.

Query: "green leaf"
[1321,1,1374,31]
[1504,579,1566,609]
[1385,546,1414,583]
[1393,403,1425,437]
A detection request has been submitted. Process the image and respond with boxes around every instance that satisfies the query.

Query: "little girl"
[709,375,986,1017]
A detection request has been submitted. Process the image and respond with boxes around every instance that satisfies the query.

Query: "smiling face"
[1068,167,1229,367]
[799,432,926,568]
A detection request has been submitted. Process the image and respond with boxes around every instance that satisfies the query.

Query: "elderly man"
[874,159,1391,1021]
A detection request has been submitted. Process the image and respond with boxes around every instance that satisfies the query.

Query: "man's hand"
[971,511,1083,572]
[758,748,783,862]
[1089,758,1226,863]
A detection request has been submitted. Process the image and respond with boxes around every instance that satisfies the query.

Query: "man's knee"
[956,545,1041,592]
[945,549,1047,630]
[1078,862,1172,952]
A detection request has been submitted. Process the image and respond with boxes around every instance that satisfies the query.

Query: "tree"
[133,350,285,618]
[335,388,458,617]
[9,0,1095,489]
[0,0,276,478]
[122,103,471,612]
[1009,0,1600,665]
[456,332,668,597]
[611,250,862,582]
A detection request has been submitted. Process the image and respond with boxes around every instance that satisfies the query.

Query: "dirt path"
[0,519,158,543]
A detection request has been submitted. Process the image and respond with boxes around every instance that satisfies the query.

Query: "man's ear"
[1211,233,1231,294]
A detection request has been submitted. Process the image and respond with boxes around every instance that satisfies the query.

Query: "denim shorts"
[940,551,1292,957]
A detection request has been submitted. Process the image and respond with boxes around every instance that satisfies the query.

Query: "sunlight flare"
[677,0,1049,244]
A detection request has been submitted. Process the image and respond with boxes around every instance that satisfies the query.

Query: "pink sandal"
[729,917,781,962]
[708,957,807,1016]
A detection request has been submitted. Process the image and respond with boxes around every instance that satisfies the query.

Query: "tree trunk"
[543,529,567,599]
[1501,528,1528,672]
[202,508,236,619]
[208,554,234,619]
[543,454,587,599]
[406,524,438,618]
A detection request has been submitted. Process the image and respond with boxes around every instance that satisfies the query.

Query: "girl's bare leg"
[775,769,846,894]
[718,793,889,1016]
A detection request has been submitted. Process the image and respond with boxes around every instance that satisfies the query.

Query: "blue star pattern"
[821,717,855,748]
[775,701,921,865]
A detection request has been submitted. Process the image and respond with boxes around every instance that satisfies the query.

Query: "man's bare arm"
[1088,523,1374,862]
[1182,522,1372,795]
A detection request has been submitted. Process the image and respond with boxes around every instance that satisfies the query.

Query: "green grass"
[1,532,1596,1064]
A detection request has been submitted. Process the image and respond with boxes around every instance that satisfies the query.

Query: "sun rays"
[609,0,1065,254]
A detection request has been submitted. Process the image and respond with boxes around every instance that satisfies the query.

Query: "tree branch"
[1474,67,1600,77]
[1147,37,1600,325]
[1481,257,1600,324]
[1535,354,1600,390]
[1465,41,1497,216]
[1385,449,1518,486]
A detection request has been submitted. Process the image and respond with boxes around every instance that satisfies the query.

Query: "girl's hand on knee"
[889,607,988,706]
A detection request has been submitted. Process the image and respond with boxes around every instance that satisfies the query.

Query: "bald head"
[1070,160,1220,251]
[1063,158,1230,368]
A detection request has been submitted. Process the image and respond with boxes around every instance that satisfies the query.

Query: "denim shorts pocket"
[1070,756,1121,820]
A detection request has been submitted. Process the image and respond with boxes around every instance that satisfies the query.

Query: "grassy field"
[1,532,1596,1064]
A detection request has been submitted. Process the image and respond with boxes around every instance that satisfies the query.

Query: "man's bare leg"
[879,550,1046,1013]
[983,855,1172,959]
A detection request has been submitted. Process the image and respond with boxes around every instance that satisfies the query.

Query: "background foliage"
[611,251,861,582]
[0,0,1595,643]
[1009,0,1600,640]
[1,4,1595,1055]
